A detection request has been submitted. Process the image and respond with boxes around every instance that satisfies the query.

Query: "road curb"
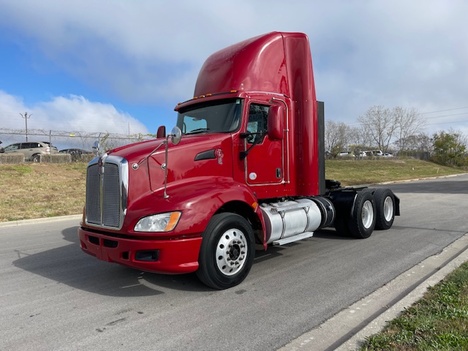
[0,214,81,228]
[336,233,468,350]
[376,172,468,185]
[278,233,468,351]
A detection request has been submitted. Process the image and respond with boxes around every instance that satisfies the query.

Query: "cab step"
[272,232,314,246]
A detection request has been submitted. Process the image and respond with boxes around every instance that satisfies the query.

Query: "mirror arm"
[239,132,264,160]
[163,126,182,198]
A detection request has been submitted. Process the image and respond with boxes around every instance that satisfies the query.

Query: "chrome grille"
[85,155,128,229]
[86,163,101,224]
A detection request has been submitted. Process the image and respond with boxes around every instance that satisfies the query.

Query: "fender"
[126,176,266,241]
[328,188,358,220]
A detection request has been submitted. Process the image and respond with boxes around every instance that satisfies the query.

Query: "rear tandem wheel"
[334,190,376,239]
[374,188,396,230]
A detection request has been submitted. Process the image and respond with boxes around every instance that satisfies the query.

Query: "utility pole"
[20,112,32,142]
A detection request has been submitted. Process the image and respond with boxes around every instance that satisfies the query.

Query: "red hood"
[110,133,235,193]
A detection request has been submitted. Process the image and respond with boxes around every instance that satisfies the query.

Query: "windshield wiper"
[185,128,210,135]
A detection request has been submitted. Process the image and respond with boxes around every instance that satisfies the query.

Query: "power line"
[423,112,468,120]
[426,119,468,126]
[419,106,468,115]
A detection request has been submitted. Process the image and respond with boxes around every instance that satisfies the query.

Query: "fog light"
[135,250,159,262]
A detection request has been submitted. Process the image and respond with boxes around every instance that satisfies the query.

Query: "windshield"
[177,98,243,135]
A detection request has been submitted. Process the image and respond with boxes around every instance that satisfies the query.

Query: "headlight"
[134,212,181,232]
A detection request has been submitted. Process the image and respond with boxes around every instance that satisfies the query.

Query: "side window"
[5,143,20,151]
[247,104,269,144]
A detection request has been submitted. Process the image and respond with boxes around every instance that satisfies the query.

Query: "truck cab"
[78,32,399,289]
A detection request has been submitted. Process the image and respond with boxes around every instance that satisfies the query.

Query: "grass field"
[360,261,468,350]
[0,162,86,222]
[325,158,465,185]
[0,158,465,222]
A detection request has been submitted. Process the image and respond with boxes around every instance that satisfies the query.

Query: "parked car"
[337,151,353,157]
[59,148,93,161]
[2,141,58,162]
[355,151,367,158]
[383,152,394,157]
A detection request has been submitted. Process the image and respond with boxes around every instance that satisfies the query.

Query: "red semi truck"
[78,32,400,289]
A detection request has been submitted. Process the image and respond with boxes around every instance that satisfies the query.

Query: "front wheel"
[197,213,255,289]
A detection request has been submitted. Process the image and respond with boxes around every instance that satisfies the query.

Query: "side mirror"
[156,125,166,139]
[169,126,182,145]
[267,104,284,140]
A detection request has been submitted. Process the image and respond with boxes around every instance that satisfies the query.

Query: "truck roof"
[193,31,316,104]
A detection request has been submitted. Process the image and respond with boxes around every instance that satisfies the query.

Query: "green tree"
[431,131,467,167]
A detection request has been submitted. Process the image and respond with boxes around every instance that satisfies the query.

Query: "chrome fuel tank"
[261,199,322,245]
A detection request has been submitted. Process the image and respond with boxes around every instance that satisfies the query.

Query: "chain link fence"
[0,128,155,152]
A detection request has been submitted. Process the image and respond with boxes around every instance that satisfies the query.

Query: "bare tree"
[354,125,373,149]
[325,120,352,157]
[358,106,398,152]
[396,133,432,152]
[325,105,425,157]
[346,126,361,146]
[393,107,424,151]
[394,132,433,159]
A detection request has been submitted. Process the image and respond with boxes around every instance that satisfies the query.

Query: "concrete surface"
[279,233,468,351]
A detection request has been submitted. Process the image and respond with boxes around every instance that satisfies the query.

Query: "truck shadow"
[313,228,355,240]
[13,225,352,295]
[13,224,422,295]
[13,226,213,296]
[254,228,352,264]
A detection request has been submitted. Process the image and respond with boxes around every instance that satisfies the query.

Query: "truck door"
[244,102,284,186]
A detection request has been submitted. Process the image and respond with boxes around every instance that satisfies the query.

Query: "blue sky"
[1,0,468,147]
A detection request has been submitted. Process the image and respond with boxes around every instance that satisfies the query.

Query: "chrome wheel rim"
[383,196,394,222]
[216,229,248,276]
[362,200,374,229]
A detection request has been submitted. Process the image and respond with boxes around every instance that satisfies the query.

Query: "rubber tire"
[32,154,41,163]
[197,213,255,290]
[374,188,396,230]
[348,190,376,239]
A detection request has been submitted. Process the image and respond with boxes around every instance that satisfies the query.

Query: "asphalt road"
[1,174,468,351]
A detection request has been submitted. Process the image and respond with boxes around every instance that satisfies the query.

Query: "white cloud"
[1,0,468,137]
[0,91,148,134]
[0,91,26,129]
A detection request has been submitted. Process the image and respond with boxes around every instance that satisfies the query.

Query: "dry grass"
[325,158,465,186]
[0,163,86,222]
[0,158,465,222]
